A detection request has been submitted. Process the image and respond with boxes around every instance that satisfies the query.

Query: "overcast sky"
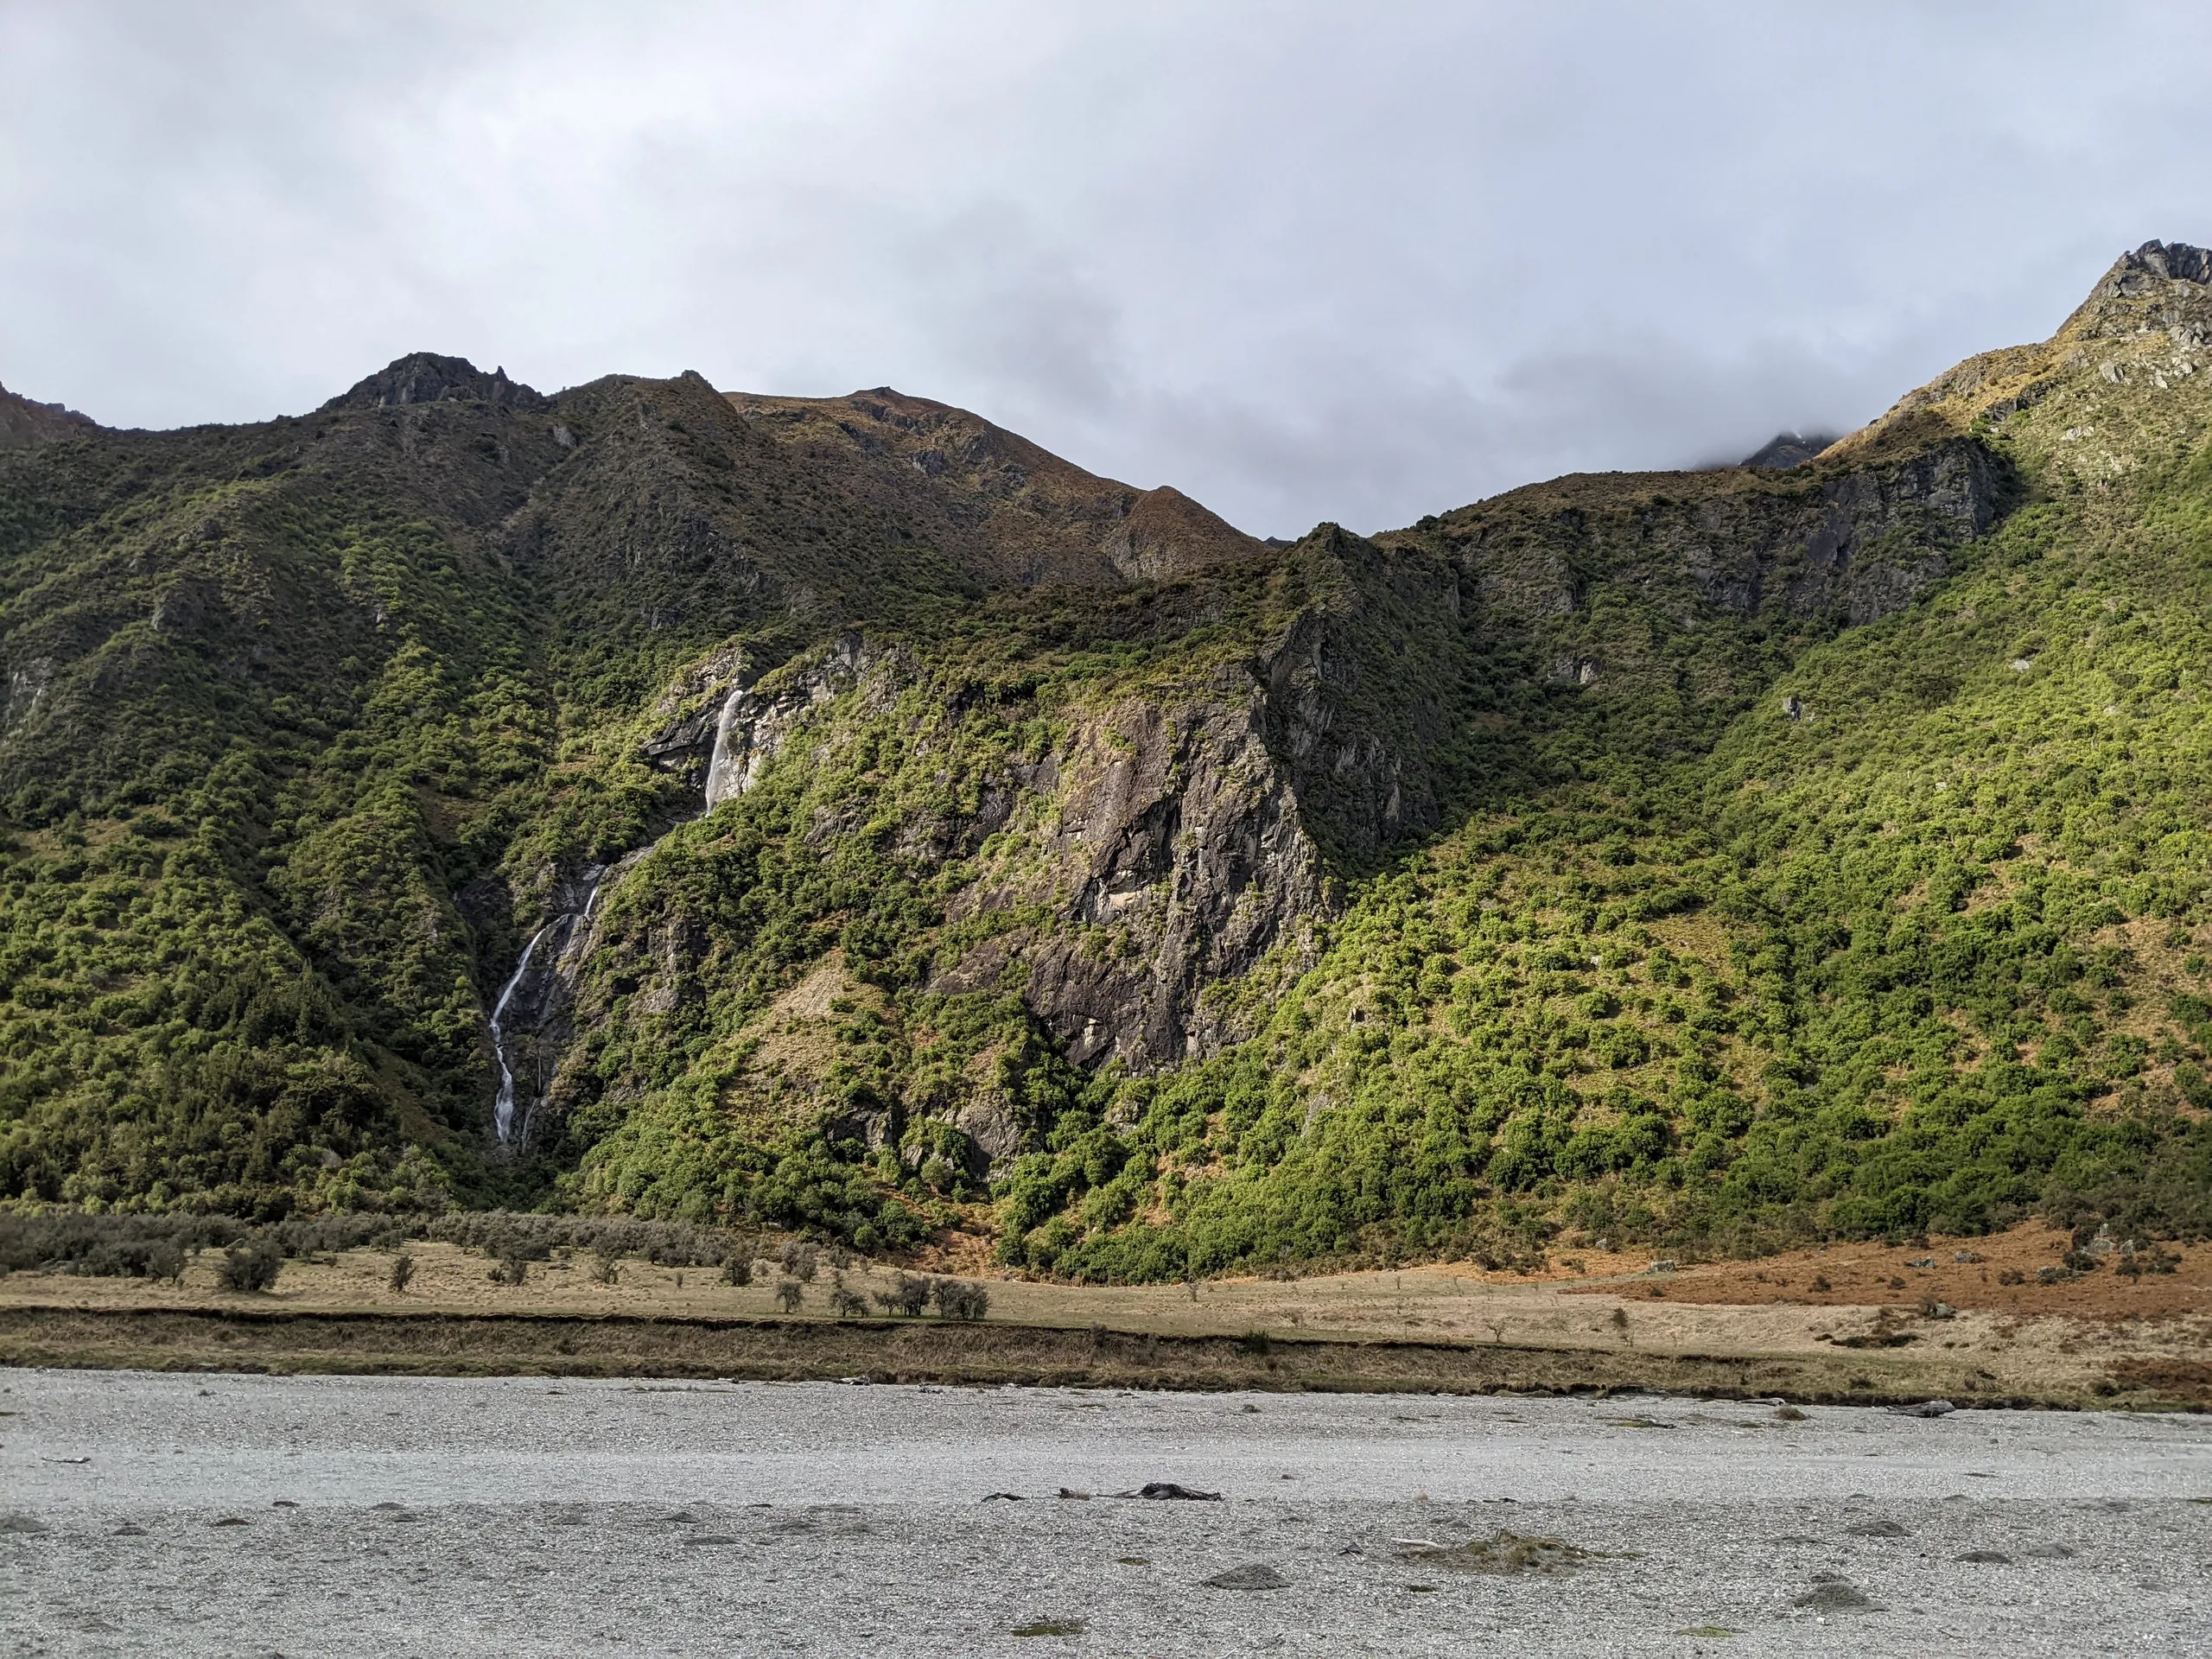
[4,3,2210,537]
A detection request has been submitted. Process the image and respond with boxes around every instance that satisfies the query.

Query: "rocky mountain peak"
[323,353,547,413]
[1738,432,1838,470]
[2115,239,2212,285]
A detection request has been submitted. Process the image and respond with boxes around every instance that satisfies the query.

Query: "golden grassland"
[5,1221,2205,1409]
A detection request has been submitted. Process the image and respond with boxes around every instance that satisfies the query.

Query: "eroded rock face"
[937,683,1326,1072]
[1444,437,2000,634]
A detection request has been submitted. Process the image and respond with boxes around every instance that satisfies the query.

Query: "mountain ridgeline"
[4,241,2212,1273]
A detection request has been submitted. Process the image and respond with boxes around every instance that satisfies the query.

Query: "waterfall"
[486,690,743,1141]
[489,921,557,1144]
[488,685,747,1146]
[702,683,747,810]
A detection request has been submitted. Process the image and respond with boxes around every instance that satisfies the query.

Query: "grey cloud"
[3,1,2209,537]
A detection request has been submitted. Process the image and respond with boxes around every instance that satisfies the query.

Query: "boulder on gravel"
[1202,1564,1288,1590]
[1794,1575,1882,1612]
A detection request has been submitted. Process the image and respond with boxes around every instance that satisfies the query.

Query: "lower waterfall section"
[484,683,747,1147]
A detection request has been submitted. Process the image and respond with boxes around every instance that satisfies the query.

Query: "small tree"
[774,1278,804,1313]
[389,1254,415,1294]
[779,1241,818,1283]
[591,1246,622,1286]
[830,1284,868,1319]
[933,1279,989,1321]
[874,1271,931,1318]
[218,1238,283,1294]
[720,1252,753,1287]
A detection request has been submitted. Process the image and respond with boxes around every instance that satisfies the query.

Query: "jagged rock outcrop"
[324,353,548,412]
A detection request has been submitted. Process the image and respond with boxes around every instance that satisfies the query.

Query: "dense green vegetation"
[6,251,2212,1279]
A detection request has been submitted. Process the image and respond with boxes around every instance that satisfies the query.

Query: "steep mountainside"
[3,244,2210,1273]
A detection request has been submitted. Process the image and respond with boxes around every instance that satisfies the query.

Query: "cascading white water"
[488,686,747,1147]
[489,921,557,1143]
[701,683,747,810]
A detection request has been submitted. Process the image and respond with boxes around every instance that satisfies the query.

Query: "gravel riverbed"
[3,1370,2208,1656]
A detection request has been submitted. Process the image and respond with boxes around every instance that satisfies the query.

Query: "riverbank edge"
[0,1302,2180,1409]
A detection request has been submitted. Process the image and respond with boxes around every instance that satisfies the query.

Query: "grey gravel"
[1,1370,2209,1654]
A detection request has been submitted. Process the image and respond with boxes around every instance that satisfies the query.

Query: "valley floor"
[2,1370,2208,1656]
[2,1223,2206,1409]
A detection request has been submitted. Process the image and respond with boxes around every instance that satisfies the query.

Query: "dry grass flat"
[1580,1219,2212,1320]
[3,1221,2207,1406]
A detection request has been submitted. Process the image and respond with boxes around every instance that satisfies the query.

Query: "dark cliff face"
[935,683,1326,1075]
[1404,435,2002,637]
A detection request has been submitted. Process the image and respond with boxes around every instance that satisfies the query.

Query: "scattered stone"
[682,1535,741,1546]
[1794,1574,1882,1613]
[111,1522,147,1537]
[1057,1488,1091,1500]
[981,1492,1025,1502]
[1844,1519,1908,1538]
[0,1513,50,1534]
[1202,1563,1288,1590]
[1605,1416,1673,1429]
[1116,1556,1150,1567]
[1887,1400,1956,1418]
[1773,1406,1808,1422]
[2018,1543,2077,1560]
[1953,1250,1984,1264]
[1012,1619,1087,1637]
[210,1516,251,1528]
[1400,1530,1605,1574]
[371,1502,408,1511]
[1771,1534,1821,1545]
[1647,1261,1677,1274]
[1956,1549,2012,1563]
[271,1500,297,1509]
[1118,1482,1222,1501]
[1906,1256,1936,1269]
